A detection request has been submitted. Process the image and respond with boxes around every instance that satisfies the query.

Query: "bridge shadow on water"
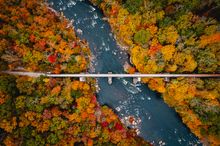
[49,0,201,145]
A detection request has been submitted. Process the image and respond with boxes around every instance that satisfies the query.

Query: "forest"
[91,0,220,145]
[0,0,150,145]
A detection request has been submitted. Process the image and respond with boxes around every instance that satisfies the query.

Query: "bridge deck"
[2,71,220,78]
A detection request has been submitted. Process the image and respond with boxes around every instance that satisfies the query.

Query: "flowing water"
[49,0,201,145]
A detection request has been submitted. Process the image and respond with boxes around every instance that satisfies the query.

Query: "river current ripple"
[49,0,201,145]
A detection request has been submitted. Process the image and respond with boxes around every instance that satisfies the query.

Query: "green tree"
[134,29,151,45]
[196,49,218,73]
[124,0,143,14]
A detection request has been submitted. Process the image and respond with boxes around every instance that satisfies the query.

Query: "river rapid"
[49,0,201,145]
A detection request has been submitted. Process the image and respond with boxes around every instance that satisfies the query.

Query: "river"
[49,0,201,145]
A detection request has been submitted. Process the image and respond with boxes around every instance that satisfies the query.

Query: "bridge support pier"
[80,77,86,82]
[133,77,141,84]
[108,77,112,85]
[79,73,86,82]
[108,72,112,85]
[164,77,170,82]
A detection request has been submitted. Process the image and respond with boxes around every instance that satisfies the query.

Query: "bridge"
[2,71,220,85]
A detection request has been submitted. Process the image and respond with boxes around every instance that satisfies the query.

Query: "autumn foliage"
[0,0,150,145]
[91,0,220,145]
[0,0,90,73]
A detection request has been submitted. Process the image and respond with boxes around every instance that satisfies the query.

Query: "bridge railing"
[2,71,220,78]
[2,71,220,85]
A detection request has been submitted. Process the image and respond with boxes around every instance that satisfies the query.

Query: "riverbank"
[0,0,150,145]
[90,0,220,145]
